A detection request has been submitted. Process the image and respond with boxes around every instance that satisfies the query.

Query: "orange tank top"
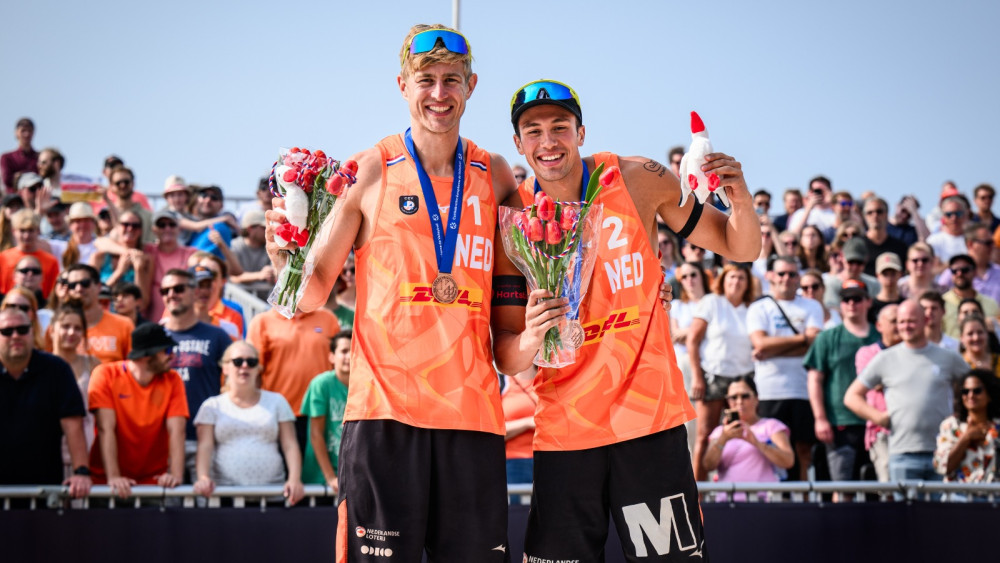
[517,153,694,451]
[344,133,503,435]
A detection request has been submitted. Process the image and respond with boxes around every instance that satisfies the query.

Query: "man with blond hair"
[266,24,516,561]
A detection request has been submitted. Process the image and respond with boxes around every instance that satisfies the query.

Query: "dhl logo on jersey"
[398,283,484,309]
[582,306,641,345]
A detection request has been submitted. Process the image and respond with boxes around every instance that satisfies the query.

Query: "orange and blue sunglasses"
[406,29,470,57]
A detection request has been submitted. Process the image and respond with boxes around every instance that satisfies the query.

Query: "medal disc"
[432,273,459,304]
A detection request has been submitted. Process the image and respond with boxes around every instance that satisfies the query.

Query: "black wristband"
[73,465,91,476]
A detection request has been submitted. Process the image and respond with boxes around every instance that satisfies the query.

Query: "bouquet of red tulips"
[499,163,616,367]
[268,147,357,318]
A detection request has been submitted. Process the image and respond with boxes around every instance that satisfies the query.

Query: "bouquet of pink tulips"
[498,163,617,367]
[268,147,357,318]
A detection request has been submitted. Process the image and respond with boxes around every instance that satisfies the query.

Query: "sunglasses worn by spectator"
[198,192,222,202]
[231,357,260,368]
[944,211,965,219]
[909,257,930,264]
[680,273,700,280]
[962,387,984,396]
[842,295,865,304]
[972,238,994,246]
[119,222,142,230]
[27,184,42,192]
[156,221,178,229]
[865,208,886,216]
[951,266,973,275]
[66,279,93,290]
[726,393,752,402]
[16,267,41,275]
[159,284,189,296]
[774,270,798,278]
[801,283,821,291]
[0,325,31,337]
[2,303,31,313]
[114,179,132,187]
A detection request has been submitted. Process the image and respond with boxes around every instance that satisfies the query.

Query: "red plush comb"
[690,111,705,134]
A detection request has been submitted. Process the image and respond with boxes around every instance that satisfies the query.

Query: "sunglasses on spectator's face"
[66,279,93,290]
[114,179,132,187]
[943,210,965,219]
[951,266,973,276]
[865,208,886,216]
[680,273,700,281]
[909,256,930,264]
[726,393,752,402]
[16,267,41,275]
[2,303,31,313]
[230,357,259,368]
[961,387,984,397]
[774,270,798,278]
[972,238,993,247]
[119,221,142,230]
[838,200,853,208]
[26,183,42,193]
[159,284,189,296]
[198,192,221,202]
[0,325,31,337]
[800,283,821,291]
[156,221,178,229]
[842,295,865,304]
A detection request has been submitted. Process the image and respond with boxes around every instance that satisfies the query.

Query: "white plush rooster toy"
[678,111,729,208]
[272,164,310,247]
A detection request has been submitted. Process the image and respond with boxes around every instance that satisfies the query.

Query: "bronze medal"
[566,319,585,349]
[432,273,459,304]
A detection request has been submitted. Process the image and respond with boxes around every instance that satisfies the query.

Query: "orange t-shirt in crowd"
[516,152,695,451]
[0,247,60,297]
[502,375,538,460]
[248,308,339,415]
[88,362,189,484]
[343,134,503,435]
[210,300,244,340]
[85,311,135,364]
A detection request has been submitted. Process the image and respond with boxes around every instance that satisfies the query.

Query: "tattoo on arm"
[643,160,666,178]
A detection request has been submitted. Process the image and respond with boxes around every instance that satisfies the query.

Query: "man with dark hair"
[747,255,824,480]
[1,118,38,193]
[63,264,134,363]
[971,183,999,231]
[773,188,802,233]
[668,145,685,177]
[493,77,759,560]
[0,308,92,497]
[788,175,836,240]
[159,268,231,480]
[937,224,1000,303]
[941,254,1000,337]
[805,280,879,483]
[753,189,771,216]
[862,197,908,276]
[111,281,150,327]
[89,323,188,497]
[301,329,353,492]
[100,165,153,242]
[189,185,239,264]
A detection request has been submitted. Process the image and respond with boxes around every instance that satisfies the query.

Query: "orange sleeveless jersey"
[344,133,503,435]
[517,153,695,451]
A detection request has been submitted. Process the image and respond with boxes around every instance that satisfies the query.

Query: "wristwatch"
[73,465,91,476]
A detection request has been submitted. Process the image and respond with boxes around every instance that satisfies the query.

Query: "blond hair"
[398,24,473,79]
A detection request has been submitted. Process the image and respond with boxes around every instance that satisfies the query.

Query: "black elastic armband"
[492,276,528,307]
[675,198,704,240]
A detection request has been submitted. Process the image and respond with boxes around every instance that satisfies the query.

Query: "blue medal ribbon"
[404,128,465,276]
[534,161,589,321]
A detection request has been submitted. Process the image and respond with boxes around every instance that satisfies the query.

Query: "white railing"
[4,481,999,510]
[223,282,271,324]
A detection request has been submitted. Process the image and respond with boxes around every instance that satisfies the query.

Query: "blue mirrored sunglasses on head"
[408,29,469,56]
[510,80,579,113]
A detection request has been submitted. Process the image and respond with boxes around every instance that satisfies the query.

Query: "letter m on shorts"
[621,494,697,557]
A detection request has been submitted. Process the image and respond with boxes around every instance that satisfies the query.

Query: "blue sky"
[3,0,998,216]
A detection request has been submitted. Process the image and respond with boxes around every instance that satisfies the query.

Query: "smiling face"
[398,61,476,138]
[514,104,585,185]
[722,268,749,303]
[961,318,989,356]
[961,375,991,415]
[13,256,42,291]
[53,310,85,352]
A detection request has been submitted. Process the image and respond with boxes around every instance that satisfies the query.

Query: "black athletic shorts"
[336,420,511,563]
[524,426,709,563]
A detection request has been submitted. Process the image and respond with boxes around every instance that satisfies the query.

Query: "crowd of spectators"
[0,118,357,501]
[666,176,1000,488]
[3,116,999,505]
